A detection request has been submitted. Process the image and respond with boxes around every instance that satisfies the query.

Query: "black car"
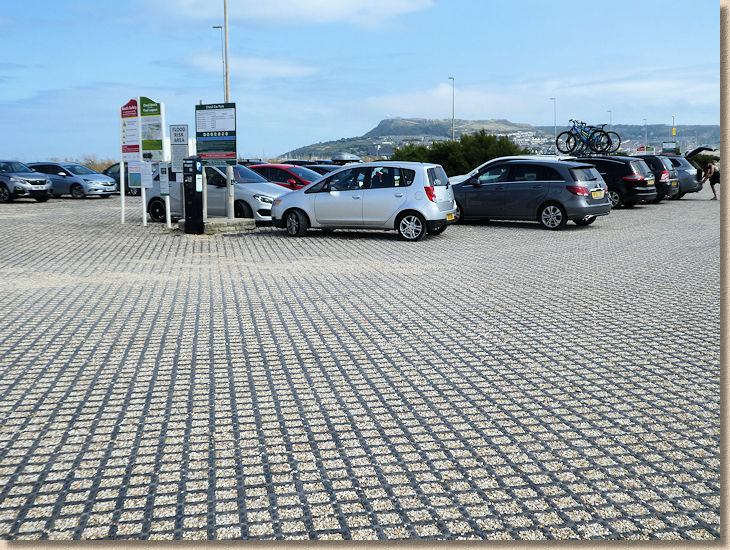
[451,157,611,229]
[630,155,679,202]
[576,156,657,208]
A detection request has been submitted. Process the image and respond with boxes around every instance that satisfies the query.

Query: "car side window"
[509,164,539,182]
[541,166,564,181]
[32,165,52,174]
[205,167,226,186]
[269,168,289,183]
[369,167,397,189]
[329,168,367,191]
[478,165,510,184]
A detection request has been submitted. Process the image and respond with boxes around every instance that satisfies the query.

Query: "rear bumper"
[624,185,657,203]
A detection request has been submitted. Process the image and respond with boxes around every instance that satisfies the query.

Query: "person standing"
[703,162,720,200]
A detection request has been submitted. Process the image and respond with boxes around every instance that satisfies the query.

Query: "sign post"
[195,103,236,219]
[120,99,141,223]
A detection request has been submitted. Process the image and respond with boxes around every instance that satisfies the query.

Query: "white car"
[146,164,287,222]
[271,161,457,241]
[449,154,577,185]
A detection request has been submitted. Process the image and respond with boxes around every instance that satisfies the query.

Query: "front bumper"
[85,185,117,195]
[12,183,51,198]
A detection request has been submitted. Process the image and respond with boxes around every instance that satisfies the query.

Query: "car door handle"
[494,186,504,190]
[352,195,361,199]
[532,185,543,189]
[394,193,403,197]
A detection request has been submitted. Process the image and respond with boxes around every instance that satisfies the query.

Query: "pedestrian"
[703,162,720,200]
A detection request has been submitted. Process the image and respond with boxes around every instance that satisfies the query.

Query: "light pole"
[672,114,676,140]
[550,97,556,153]
[448,76,455,140]
[222,0,233,218]
[212,25,225,101]
[643,118,647,151]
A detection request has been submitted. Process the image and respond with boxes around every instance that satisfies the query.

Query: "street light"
[643,118,647,150]
[549,97,556,152]
[448,76,455,141]
[212,25,225,101]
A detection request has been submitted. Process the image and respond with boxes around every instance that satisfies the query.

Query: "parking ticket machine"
[182,156,203,234]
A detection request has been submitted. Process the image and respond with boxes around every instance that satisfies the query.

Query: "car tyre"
[148,198,166,223]
[674,192,685,200]
[285,209,308,237]
[234,200,253,218]
[454,201,465,224]
[573,216,596,226]
[396,212,427,241]
[0,184,12,203]
[70,184,85,199]
[538,202,567,230]
[607,188,623,208]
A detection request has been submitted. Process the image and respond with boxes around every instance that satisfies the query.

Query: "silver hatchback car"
[271,161,457,240]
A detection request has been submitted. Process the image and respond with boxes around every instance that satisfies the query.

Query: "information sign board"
[195,103,236,166]
[128,161,142,188]
[170,124,189,173]
[121,99,140,161]
[140,97,164,162]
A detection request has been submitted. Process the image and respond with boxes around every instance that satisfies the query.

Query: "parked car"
[630,154,679,202]
[248,164,322,190]
[271,161,457,241]
[663,145,717,199]
[28,162,117,198]
[146,164,287,223]
[305,164,340,175]
[576,156,656,208]
[102,162,141,196]
[0,160,52,203]
[451,157,611,229]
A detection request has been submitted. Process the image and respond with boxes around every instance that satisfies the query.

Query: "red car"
[248,164,322,190]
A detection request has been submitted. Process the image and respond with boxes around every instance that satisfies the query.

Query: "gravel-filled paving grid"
[0,190,720,540]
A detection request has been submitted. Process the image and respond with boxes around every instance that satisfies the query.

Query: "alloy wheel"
[540,205,563,229]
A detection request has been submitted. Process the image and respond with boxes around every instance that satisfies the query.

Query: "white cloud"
[147,0,433,26]
[189,53,318,80]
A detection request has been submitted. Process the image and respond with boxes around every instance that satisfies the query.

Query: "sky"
[0,0,721,162]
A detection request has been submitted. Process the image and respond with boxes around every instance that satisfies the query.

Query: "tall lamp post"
[212,25,225,100]
[448,76,455,141]
[549,97,556,153]
[221,0,233,219]
[643,118,647,151]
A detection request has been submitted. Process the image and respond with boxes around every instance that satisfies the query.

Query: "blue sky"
[0,0,720,162]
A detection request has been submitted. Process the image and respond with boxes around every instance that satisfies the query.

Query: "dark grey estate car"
[0,160,52,203]
[452,158,611,229]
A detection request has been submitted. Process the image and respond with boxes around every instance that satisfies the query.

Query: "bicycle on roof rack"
[556,119,619,154]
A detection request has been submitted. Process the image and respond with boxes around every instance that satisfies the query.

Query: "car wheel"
[607,188,623,208]
[148,198,166,223]
[538,203,567,230]
[397,212,427,241]
[0,184,12,203]
[70,184,85,199]
[574,216,596,226]
[234,200,253,218]
[35,196,49,203]
[454,201,465,224]
[285,209,308,237]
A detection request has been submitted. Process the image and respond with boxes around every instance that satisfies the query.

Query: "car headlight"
[10,177,25,184]
[253,194,274,204]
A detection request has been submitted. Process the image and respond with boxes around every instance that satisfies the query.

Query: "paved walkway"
[0,190,720,540]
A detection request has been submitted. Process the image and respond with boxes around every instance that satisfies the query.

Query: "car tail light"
[659,170,670,182]
[622,174,646,183]
[565,185,589,196]
[424,185,436,202]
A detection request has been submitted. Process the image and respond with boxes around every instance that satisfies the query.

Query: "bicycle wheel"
[606,131,621,153]
[589,130,611,153]
[556,132,576,154]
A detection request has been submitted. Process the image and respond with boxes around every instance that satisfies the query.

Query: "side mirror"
[57,172,67,177]
[287,178,297,188]
[469,177,480,186]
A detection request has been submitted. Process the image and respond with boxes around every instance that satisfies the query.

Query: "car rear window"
[570,166,601,183]
[659,157,675,171]
[630,160,652,177]
[427,166,448,186]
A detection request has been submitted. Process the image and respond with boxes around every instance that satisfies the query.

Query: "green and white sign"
[195,103,236,166]
[140,96,165,162]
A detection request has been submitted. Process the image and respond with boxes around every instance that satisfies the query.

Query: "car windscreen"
[233,165,269,183]
[64,164,97,175]
[569,166,601,183]
[0,161,32,173]
[287,166,321,181]
[427,166,449,186]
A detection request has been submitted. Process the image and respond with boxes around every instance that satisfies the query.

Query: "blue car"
[28,161,117,199]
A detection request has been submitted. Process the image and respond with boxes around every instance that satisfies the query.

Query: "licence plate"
[672,181,678,186]
[31,186,46,190]
[446,213,455,221]
[591,190,604,199]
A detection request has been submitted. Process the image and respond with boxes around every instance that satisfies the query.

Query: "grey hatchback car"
[451,158,611,229]
[28,162,117,198]
[271,161,457,240]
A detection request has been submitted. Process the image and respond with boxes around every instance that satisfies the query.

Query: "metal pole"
[224,0,234,219]
[447,76,454,140]
[643,118,647,150]
[607,110,612,131]
[213,25,224,100]
[550,97,556,153]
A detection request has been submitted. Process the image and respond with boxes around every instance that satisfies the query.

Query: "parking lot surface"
[0,191,721,540]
